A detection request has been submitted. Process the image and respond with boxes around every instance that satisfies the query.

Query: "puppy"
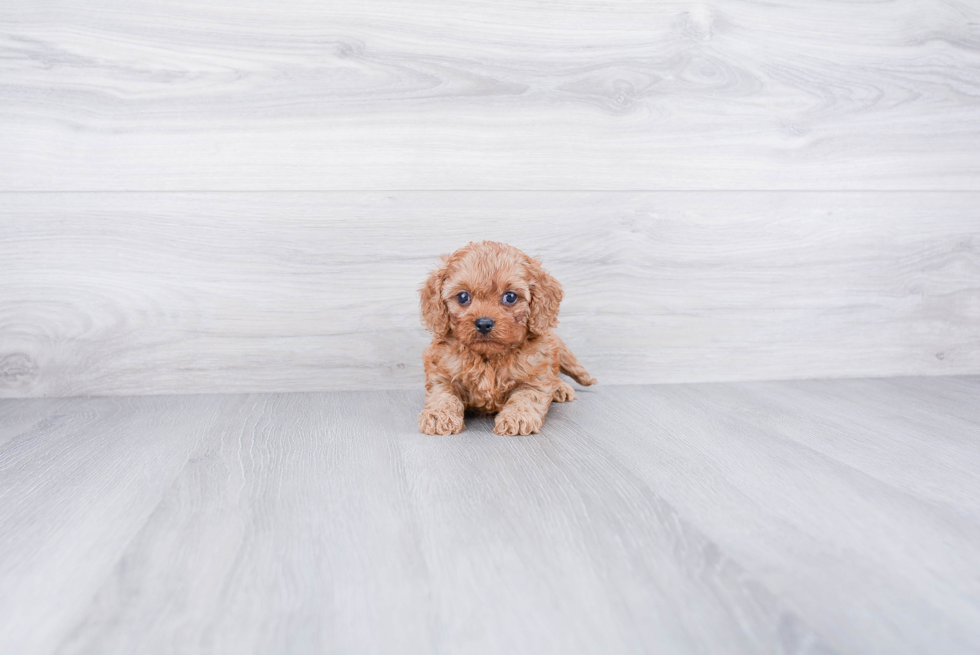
[418,241,596,436]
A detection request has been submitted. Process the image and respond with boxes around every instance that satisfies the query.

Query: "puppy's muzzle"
[474,317,495,335]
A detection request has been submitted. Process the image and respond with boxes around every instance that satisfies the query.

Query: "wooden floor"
[1,377,979,654]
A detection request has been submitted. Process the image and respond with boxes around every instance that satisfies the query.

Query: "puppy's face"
[420,242,563,354]
[443,257,531,355]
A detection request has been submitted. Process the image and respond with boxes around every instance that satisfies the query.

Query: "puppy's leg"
[418,381,465,435]
[553,379,577,403]
[494,385,554,436]
[556,336,597,386]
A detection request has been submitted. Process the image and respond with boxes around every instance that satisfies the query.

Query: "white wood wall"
[1,0,978,397]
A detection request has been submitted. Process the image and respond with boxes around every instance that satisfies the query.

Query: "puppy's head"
[420,241,563,355]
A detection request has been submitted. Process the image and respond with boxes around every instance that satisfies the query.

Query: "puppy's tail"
[556,335,597,386]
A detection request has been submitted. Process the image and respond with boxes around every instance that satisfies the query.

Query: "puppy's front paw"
[418,407,464,435]
[553,380,577,403]
[493,408,543,436]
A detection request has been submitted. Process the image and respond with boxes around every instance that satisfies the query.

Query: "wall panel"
[1,192,977,397]
[1,0,978,190]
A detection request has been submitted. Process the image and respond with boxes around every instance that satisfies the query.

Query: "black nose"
[474,317,495,334]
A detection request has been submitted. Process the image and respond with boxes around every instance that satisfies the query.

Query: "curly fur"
[418,241,596,436]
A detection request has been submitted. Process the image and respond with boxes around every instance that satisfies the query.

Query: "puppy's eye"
[501,291,518,305]
[455,291,471,305]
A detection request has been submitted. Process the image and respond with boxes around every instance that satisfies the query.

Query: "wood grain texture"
[0,394,243,654]
[594,378,980,655]
[2,0,979,190]
[1,377,978,654]
[2,191,978,397]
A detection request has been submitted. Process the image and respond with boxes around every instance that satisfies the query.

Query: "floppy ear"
[419,256,451,336]
[527,257,563,335]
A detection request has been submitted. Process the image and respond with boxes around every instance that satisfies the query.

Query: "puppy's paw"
[418,407,464,435]
[493,408,543,436]
[580,375,597,386]
[553,380,577,403]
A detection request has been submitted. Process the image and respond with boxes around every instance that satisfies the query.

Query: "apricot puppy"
[418,241,596,436]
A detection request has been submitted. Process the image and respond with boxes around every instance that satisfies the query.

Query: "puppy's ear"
[419,256,451,336]
[527,257,563,335]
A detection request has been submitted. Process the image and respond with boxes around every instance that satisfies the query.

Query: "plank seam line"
[2,189,980,194]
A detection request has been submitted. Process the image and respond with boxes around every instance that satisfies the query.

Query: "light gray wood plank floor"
[1,377,978,654]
